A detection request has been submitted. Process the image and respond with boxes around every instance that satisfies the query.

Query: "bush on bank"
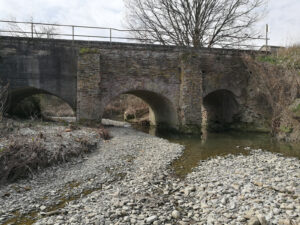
[0,123,110,185]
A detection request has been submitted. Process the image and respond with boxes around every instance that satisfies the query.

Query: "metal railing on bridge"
[0,20,269,50]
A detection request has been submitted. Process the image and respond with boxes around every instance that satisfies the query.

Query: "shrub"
[0,135,97,185]
[98,126,112,140]
[0,81,9,121]
[279,126,293,133]
[0,140,48,184]
[11,96,42,119]
[257,45,300,73]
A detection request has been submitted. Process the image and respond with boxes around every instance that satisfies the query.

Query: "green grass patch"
[79,48,99,55]
[292,103,300,117]
[257,55,279,65]
[257,45,300,73]
[293,103,300,112]
[280,126,293,133]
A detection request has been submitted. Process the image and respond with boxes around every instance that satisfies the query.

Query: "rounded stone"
[172,210,180,219]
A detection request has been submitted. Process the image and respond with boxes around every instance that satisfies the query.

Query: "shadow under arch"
[203,89,240,132]
[8,86,75,114]
[105,89,179,130]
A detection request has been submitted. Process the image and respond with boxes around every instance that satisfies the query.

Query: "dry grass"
[98,126,112,140]
[258,45,300,74]
[277,45,300,71]
[249,49,300,141]
[0,124,100,185]
[42,105,74,117]
[0,140,49,184]
[40,94,74,117]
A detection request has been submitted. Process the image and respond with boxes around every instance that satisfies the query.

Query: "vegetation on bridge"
[257,45,300,75]
[252,45,300,142]
[79,47,100,55]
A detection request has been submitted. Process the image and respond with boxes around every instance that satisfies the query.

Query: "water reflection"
[132,124,300,178]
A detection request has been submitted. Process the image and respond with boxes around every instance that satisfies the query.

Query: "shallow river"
[133,124,300,178]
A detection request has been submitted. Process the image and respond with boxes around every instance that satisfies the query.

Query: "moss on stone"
[292,103,300,115]
[179,124,202,134]
[229,122,271,133]
[79,48,99,55]
[289,99,300,118]
[280,126,293,133]
[77,118,101,127]
[180,52,199,62]
[0,147,6,153]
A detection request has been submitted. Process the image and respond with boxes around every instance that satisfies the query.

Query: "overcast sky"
[0,0,299,46]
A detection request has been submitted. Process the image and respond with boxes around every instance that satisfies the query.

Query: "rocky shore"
[0,125,299,225]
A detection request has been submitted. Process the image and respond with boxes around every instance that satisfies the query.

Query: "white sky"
[0,0,299,46]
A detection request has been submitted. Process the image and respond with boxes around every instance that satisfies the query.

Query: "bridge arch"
[102,89,178,129]
[202,89,240,131]
[8,87,75,117]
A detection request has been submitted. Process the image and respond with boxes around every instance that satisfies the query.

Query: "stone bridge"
[0,36,265,133]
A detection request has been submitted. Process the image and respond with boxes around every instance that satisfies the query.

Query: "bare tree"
[0,81,9,121]
[124,0,267,48]
[4,17,59,39]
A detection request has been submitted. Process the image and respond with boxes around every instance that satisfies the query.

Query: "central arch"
[203,89,240,131]
[103,90,179,130]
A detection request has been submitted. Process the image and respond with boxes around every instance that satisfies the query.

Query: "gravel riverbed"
[0,126,299,225]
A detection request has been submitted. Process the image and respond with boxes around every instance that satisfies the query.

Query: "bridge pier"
[76,50,103,123]
[178,54,203,133]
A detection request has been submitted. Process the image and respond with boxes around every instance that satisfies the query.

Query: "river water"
[132,124,300,178]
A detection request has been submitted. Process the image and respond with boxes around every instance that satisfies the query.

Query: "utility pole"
[266,24,269,50]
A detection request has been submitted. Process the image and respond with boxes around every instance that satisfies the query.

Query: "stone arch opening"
[103,94,149,124]
[203,89,240,132]
[103,90,178,130]
[8,87,75,119]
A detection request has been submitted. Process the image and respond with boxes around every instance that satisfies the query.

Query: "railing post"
[31,22,34,39]
[110,28,112,43]
[72,26,74,44]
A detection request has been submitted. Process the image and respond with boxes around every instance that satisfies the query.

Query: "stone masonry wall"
[0,36,272,134]
[179,53,203,133]
[77,49,102,122]
[94,47,183,129]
